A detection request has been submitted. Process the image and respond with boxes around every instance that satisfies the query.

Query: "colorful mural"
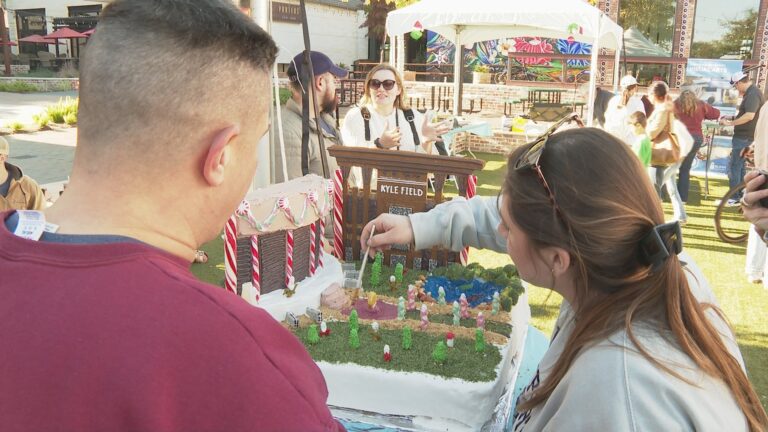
[426,31,592,82]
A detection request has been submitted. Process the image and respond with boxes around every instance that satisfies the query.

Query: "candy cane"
[285,229,294,287]
[333,169,344,259]
[318,216,325,268]
[251,235,260,303]
[309,221,317,276]
[460,175,477,266]
[224,214,238,294]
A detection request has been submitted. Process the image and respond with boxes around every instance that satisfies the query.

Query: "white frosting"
[321,294,531,431]
[243,255,344,321]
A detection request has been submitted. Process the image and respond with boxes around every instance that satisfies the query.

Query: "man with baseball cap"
[0,136,45,211]
[275,50,348,182]
[720,70,763,205]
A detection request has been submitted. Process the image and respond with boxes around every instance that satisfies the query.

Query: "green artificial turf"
[291,322,502,382]
[191,152,768,410]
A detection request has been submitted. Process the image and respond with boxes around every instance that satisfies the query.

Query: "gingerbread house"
[223,175,333,299]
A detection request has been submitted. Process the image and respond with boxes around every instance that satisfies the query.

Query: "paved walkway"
[0,91,78,124]
[4,129,76,185]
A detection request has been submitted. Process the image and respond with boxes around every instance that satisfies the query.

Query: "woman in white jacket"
[361,120,767,431]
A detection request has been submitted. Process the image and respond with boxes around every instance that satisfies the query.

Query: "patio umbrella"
[44,27,87,57]
[82,28,96,37]
[0,41,17,46]
[18,34,57,44]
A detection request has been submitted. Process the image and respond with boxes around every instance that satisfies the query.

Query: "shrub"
[32,113,51,129]
[63,112,77,125]
[0,81,40,93]
[5,121,24,133]
[44,97,78,124]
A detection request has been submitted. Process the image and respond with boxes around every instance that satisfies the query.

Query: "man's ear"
[202,125,240,187]
[315,75,325,92]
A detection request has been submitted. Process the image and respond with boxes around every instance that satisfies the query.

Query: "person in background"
[341,63,450,154]
[578,83,612,127]
[646,81,687,224]
[274,50,347,182]
[627,111,652,169]
[0,136,45,211]
[604,74,646,145]
[741,101,768,284]
[361,122,767,431]
[673,90,720,203]
[720,71,763,206]
[0,1,343,430]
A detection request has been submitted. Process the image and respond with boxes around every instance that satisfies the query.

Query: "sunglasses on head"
[369,79,396,90]
[514,112,584,224]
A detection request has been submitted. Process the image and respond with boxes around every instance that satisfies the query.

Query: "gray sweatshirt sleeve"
[408,196,507,253]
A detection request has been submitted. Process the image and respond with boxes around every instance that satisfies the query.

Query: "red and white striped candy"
[285,229,294,287]
[318,216,325,268]
[251,235,260,303]
[333,169,344,259]
[460,175,477,266]
[309,222,317,275]
[224,215,238,294]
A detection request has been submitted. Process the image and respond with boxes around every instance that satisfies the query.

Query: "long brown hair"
[619,84,637,107]
[359,63,410,110]
[507,128,768,431]
[676,89,699,117]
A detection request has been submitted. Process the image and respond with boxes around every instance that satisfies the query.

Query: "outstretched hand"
[360,214,414,258]
[422,117,452,141]
[742,170,768,236]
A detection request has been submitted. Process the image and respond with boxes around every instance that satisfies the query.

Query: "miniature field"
[291,321,503,382]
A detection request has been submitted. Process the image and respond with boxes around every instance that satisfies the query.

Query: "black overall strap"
[403,108,420,146]
[361,106,371,141]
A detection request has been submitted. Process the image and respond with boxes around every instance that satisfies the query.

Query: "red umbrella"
[18,34,57,44]
[82,28,96,37]
[0,41,18,46]
[44,27,87,57]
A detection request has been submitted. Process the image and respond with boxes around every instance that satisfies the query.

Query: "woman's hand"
[379,121,401,149]
[422,118,452,141]
[360,214,414,258]
[742,170,768,236]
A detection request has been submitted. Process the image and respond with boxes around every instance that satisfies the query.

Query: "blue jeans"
[651,163,687,221]
[729,137,752,196]
[676,135,703,203]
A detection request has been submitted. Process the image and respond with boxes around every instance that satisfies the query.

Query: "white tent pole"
[586,18,601,127]
[613,41,621,93]
[452,27,462,116]
[273,64,288,181]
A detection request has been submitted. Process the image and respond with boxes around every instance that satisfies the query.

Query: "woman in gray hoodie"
[362,124,767,431]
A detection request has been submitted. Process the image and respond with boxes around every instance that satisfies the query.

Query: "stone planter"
[472,71,491,84]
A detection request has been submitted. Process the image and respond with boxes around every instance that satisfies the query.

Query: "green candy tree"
[370,254,382,288]
[307,324,319,344]
[475,328,486,353]
[349,309,359,332]
[349,328,360,349]
[402,326,412,350]
[394,263,404,284]
[432,341,447,364]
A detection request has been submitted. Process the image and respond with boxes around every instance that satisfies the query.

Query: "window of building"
[15,8,46,55]
[619,0,677,56]
[691,0,759,59]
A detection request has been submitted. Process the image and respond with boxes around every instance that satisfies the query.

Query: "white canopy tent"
[386,0,624,126]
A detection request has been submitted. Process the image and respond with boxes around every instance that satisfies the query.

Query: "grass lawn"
[191,152,767,411]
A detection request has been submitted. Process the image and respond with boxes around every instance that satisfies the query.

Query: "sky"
[693,0,759,42]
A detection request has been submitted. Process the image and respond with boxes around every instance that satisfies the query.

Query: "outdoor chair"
[36,51,56,68]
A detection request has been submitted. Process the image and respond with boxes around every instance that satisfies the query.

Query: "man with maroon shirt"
[0,1,343,431]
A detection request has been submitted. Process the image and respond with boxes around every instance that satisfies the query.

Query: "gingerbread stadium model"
[223,147,530,431]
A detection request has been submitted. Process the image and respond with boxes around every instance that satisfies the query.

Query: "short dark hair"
[78,0,278,156]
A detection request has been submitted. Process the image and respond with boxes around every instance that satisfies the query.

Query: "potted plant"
[472,64,491,84]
